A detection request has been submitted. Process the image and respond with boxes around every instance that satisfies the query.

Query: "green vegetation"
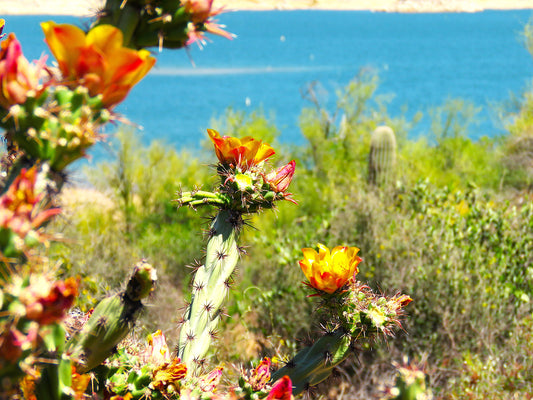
[47,18,533,400]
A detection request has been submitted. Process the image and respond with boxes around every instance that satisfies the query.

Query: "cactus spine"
[368,125,397,186]
[177,209,242,374]
[270,330,351,395]
[67,261,156,373]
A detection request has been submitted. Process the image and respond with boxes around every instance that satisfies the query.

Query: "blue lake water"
[4,10,533,156]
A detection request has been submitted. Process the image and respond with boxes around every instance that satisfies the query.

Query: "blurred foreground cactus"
[369,125,397,186]
[95,0,233,49]
[0,7,416,399]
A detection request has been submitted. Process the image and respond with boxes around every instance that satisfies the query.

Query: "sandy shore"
[0,0,532,16]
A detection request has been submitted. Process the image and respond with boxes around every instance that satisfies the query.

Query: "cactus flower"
[0,167,61,252]
[0,33,44,109]
[70,366,91,398]
[299,244,362,294]
[151,358,187,393]
[199,367,223,392]
[143,330,171,365]
[41,22,155,107]
[249,357,271,391]
[208,129,275,169]
[183,0,234,47]
[265,160,296,192]
[21,276,78,325]
[0,323,38,362]
[266,375,293,400]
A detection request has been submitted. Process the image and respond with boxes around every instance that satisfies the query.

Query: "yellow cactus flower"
[299,244,362,294]
[207,129,275,169]
[151,358,187,393]
[41,22,155,107]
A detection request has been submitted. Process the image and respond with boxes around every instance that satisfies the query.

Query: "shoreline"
[0,1,532,16]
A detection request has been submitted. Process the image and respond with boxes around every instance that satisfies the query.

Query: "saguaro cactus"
[368,125,397,186]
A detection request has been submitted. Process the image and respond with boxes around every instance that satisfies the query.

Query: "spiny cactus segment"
[176,130,296,375]
[177,209,241,374]
[67,260,157,373]
[270,247,413,396]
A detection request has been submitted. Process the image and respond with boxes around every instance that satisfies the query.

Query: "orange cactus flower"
[299,244,362,294]
[207,129,275,169]
[0,33,43,109]
[71,365,91,400]
[41,22,155,107]
[151,358,187,393]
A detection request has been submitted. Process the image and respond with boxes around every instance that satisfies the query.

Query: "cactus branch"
[270,330,351,396]
[177,209,242,375]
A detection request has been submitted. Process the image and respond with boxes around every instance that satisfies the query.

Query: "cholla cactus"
[67,261,157,374]
[271,244,412,395]
[0,11,415,399]
[0,17,158,400]
[176,129,296,375]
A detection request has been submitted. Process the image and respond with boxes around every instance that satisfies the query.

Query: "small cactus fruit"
[177,209,241,374]
[67,260,157,373]
[368,125,397,186]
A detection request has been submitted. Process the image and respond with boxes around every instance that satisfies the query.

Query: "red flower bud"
[265,160,295,192]
[266,375,293,400]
